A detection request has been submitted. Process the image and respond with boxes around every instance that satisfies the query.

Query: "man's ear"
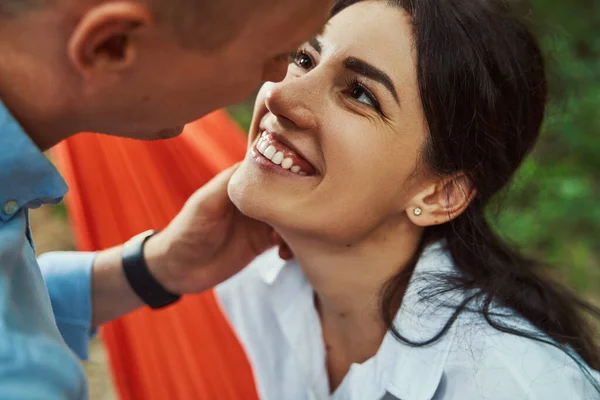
[68,2,152,77]
[406,174,477,227]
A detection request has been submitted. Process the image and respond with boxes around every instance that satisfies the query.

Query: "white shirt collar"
[256,242,465,399]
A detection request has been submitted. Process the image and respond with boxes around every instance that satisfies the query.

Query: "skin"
[229,1,476,391]
[0,0,331,327]
[0,0,331,148]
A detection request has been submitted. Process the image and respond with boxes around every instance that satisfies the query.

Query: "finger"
[270,230,280,246]
[202,162,241,194]
[187,163,241,213]
[278,243,294,261]
[272,231,294,260]
[248,220,276,257]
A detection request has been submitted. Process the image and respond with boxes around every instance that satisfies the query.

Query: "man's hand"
[144,164,273,294]
[91,164,288,326]
[272,231,294,261]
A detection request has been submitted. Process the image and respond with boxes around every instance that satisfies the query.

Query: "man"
[0,0,330,398]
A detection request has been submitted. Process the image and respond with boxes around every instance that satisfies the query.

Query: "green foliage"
[227,103,254,132]
[492,0,600,292]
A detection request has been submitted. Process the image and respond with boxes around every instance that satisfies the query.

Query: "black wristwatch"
[122,230,181,309]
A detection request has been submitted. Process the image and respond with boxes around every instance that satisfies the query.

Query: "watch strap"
[122,230,181,309]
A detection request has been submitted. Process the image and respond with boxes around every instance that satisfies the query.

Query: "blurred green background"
[229,0,600,296]
[493,0,600,294]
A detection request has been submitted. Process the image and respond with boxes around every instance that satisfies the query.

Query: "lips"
[254,131,316,175]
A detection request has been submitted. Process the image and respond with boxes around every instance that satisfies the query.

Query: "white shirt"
[216,243,600,399]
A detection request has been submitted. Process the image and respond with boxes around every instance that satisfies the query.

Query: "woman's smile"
[228,1,427,244]
[251,130,317,176]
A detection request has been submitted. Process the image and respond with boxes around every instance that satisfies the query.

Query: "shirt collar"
[258,241,462,399]
[0,100,68,222]
[382,241,461,399]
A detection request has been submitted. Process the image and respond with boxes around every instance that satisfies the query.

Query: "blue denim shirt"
[0,101,95,399]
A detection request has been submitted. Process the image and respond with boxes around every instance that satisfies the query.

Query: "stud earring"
[413,208,422,216]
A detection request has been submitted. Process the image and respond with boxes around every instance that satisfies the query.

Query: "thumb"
[187,163,241,214]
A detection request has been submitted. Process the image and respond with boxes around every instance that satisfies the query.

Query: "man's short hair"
[152,0,271,51]
[1,0,270,51]
[0,0,48,17]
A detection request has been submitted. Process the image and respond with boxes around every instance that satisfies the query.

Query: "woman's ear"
[68,2,152,77]
[406,174,477,227]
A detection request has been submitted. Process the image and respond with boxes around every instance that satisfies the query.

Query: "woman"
[222,0,600,398]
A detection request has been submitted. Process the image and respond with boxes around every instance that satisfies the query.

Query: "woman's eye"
[292,50,314,70]
[343,78,384,115]
[348,84,376,108]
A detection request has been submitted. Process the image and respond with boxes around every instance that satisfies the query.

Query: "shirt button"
[3,200,19,215]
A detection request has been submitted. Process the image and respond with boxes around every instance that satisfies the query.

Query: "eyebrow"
[344,57,400,104]
[306,37,400,105]
[308,37,322,54]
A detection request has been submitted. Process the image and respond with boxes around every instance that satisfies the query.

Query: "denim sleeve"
[38,251,97,360]
[0,331,89,400]
[0,215,88,399]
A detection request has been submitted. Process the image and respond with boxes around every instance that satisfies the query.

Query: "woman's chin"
[228,161,271,221]
[228,159,375,246]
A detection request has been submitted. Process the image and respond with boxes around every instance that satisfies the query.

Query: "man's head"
[0,0,331,149]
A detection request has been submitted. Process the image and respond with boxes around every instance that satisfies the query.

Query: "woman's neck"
[279,217,423,391]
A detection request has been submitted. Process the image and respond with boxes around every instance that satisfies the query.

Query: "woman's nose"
[263,79,318,131]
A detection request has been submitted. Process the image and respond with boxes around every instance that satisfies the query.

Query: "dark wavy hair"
[332,0,600,388]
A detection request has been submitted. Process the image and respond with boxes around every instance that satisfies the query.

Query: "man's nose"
[261,56,288,83]
[263,78,318,131]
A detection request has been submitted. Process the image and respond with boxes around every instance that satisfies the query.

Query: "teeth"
[258,140,269,154]
[264,145,277,160]
[256,139,309,175]
[271,152,284,165]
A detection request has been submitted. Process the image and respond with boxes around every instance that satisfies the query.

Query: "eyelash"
[290,48,384,116]
[344,77,384,115]
[290,49,314,68]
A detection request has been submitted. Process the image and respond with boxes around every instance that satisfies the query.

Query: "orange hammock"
[52,111,260,400]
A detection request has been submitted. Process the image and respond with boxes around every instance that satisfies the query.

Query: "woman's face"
[229,1,430,244]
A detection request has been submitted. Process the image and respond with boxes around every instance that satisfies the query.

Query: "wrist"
[142,231,182,295]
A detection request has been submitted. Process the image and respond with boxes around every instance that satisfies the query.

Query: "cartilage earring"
[413,208,422,216]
